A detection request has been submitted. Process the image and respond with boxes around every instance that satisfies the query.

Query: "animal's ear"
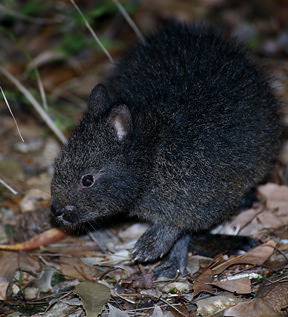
[87,84,111,115]
[109,104,132,141]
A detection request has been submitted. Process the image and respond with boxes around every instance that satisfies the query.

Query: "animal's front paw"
[153,234,190,279]
[132,235,165,263]
[132,223,180,263]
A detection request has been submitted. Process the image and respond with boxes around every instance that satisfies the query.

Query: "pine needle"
[70,0,114,63]
[0,85,24,142]
[36,70,48,110]
[112,0,145,43]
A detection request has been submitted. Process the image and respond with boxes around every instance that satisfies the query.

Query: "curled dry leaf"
[192,240,276,296]
[0,228,67,251]
[211,239,276,275]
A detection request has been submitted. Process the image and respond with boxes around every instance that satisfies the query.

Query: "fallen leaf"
[120,272,153,290]
[215,184,288,235]
[74,281,111,317]
[258,183,288,214]
[191,241,276,295]
[107,303,129,317]
[0,252,40,300]
[151,305,165,317]
[192,281,215,296]
[191,267,215,295]
[223,279,288,316]
[256,281,288,315]
[163,282,190,293]
[197,295,241,316]
[34,266,56,292]
[19,189,50,212]
[211,277,252,294]
[60,256,99,281]
[224,298,280,316]
[211,240,276,275]
[0,252,40,281]
[0,275,10,301]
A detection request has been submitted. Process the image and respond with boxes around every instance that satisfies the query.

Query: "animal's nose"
[50,202,64,217]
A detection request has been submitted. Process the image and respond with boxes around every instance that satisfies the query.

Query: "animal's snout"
[51,202,76,220]
[50,202,64,217]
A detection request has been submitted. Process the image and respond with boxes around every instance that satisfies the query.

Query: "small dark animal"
[51,22,281,278]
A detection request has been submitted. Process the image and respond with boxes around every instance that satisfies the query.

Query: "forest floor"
[0,0,288,316]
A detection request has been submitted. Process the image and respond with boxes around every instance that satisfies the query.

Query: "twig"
[158,297,186,316]
[0,67,67,144]
[0,85,24,142]
[114,293,136,305]
[70,0,114,63]
[112,0,145,43]
[0,178,18,195]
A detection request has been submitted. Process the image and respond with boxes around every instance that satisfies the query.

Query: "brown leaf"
[211,277,252,294]
[191,241,275,296]
[60,257,99,281]
[195,267,214,282]
[212,240,276,275]
[224,298,281,316]
[224,280,288,316]
[223,208,262,236]
[192,281,214,296]
[0,252,40,281]
[120,272,153,290]
[0,228,67,251]
[167,302,190,316]
[256,281,288,315]
[221,184,288,235]
[191,267,215,295]
[0,252,41,301]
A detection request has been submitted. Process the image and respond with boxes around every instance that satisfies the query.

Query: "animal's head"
[50,84,137,227]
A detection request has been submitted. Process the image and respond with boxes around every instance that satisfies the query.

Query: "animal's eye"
[81,174,95,188]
